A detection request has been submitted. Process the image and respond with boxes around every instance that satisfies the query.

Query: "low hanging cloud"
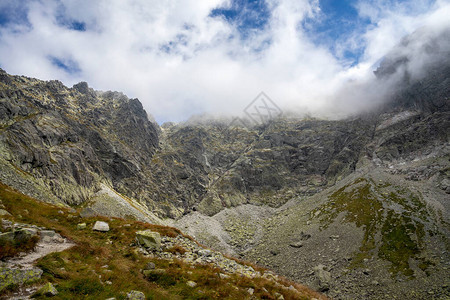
[0,0,449,123]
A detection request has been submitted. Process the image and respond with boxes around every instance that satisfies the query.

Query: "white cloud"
[0,0,448,123]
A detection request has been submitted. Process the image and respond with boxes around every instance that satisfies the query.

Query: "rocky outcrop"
[0,70,159,211]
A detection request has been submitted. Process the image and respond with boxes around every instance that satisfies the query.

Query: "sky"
[0,0,449,123]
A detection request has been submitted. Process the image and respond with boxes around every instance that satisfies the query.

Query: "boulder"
[93,221,110,232]
[37,282,58,297]
[135,230,161,251]
[126,290,145,300]
[313,264,331,292]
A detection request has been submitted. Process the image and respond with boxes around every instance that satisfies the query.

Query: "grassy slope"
[0,182,325,300]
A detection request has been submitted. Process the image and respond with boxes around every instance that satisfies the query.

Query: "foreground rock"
[0,267,43,292]
[93,221,110,232]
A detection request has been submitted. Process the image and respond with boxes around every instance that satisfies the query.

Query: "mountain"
[0,27,449,299]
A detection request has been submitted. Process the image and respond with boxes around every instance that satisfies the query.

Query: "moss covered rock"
[0,267,43,292]
[135,230,161,251]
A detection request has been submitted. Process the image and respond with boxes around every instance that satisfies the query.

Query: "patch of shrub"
[0,234,39,260]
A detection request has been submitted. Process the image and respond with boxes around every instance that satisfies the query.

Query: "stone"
[93,221,110,232]
[37,282,58,297]
[135,230,161,251]
[144,262,156,270]
[274,292,285,300]
[0,209,11,216]
[77,223,87,230]
[0,267,43,292]
[186,281,197,288]
[126,290,145,300]
[219,273,230,279]
[289,241,303,248]
[247,287,254,295]
[313,264,331,292]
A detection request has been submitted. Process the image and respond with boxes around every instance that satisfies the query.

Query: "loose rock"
[77,223,86,230]
[135,230,161,251]
[93,221,110,232]
[126,290,145,300]
[186,281,197,288]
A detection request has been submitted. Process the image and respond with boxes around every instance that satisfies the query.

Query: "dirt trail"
[2,238,75,300]
[5,239,75,269]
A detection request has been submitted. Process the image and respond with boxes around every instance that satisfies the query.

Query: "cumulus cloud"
[0,0,448,123]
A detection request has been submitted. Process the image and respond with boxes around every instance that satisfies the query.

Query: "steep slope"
[0,71,162,222]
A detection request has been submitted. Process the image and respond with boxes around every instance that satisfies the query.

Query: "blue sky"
[210,0,372,63]
[0,0,448,123]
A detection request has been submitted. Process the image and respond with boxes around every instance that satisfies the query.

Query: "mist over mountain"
[1,0,449,123]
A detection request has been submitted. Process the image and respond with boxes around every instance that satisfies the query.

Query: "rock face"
[0,71,159,212]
